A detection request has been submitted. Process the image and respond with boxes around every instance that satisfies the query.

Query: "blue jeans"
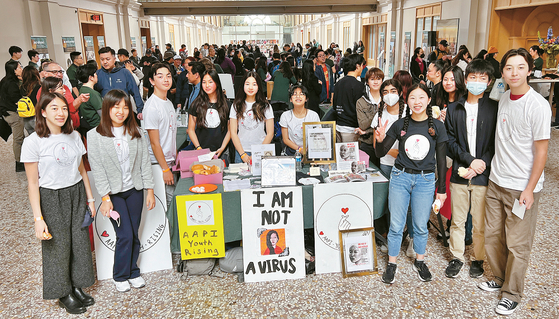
[234,151,252,163]
[387,167,436,257]
[380,164,414,239]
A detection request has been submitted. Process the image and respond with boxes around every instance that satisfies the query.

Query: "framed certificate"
[303,121,336,164]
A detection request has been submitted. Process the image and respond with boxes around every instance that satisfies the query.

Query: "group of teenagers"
[3,39,549,316]
[370,47,550,316]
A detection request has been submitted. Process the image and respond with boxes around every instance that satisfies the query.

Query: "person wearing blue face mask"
[443,58,498,280]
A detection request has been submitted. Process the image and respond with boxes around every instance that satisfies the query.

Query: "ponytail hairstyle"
[233,71,268,121]
[374,79,405,129]
[402,83,435,137]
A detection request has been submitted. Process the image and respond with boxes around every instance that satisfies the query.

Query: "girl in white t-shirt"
[21,92,96,314]
[279,85,321,155]
[229,71,274,163]
[87,89,155,293]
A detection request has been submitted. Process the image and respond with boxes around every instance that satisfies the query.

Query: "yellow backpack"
[17,96,35,118]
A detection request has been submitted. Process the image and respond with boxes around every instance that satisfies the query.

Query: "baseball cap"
[145,49,152,55]
[173,55,181,60]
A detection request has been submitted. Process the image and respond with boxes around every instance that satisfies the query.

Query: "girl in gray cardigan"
[87,89,155,292]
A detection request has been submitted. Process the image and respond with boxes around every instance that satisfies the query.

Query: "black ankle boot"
[58,293,86,314]
[72,287,95,307]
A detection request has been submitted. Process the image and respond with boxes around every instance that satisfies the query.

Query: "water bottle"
[180,107,187,127]
[295,147,302,171]
[176,108,182,126]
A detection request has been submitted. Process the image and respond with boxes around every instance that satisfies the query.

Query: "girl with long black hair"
[188,69,231,160]
[301,59,322,115]
[375,83,448,284]
[434,65,467,121]
[229,71,274,164]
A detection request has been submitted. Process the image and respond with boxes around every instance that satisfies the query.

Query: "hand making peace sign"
[374,118,389,143]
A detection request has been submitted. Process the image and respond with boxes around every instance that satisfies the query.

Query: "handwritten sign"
[240,187,305,282]
[176,193,225,260]
[313,183,373,274]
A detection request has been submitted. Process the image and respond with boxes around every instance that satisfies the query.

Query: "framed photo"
[303,121,336,164]
[339,227,377,278]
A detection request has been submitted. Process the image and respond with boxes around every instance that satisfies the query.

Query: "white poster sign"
[241,187,306,282]
[88,165,173,281]
[335,142,359,171]
[313,183,374,274]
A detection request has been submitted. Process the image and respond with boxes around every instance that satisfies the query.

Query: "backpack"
[17,96,35,118]
[271,62,281,75]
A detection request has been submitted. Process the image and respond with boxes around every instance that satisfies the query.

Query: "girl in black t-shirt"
[187,69,231,160]
[375,83,448,284]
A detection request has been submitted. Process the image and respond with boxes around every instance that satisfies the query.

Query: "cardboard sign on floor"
[313,183,374,274]
[240,187,306,282]
[88,165,173,281]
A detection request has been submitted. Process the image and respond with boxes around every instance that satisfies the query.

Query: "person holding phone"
[87,89,155,293]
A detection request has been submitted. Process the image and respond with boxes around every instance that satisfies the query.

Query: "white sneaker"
[406,238,415,258]
[128,276,146,288]
[114,280,131,292]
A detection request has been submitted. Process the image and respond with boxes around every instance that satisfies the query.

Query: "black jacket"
[410,59,427,83]
[445,93,498,186]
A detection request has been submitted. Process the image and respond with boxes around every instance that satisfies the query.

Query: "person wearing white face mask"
[443,58,498,280]
[369,79,408,255]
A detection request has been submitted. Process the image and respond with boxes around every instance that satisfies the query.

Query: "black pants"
[40,180,95,299]
[110,188,144,282]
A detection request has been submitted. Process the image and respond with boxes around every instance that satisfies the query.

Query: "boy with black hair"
[8,46,22,64]
[444,58,498,279]
[143,63,177,206]
[27,50,40,69]
[267,53,281,74]
[184,61,205,109]
[333,53,364,142]
[477,48,551,316]
[76,64,103,129]
[67,51,84,96]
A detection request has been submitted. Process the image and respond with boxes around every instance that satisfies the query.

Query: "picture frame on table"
[261,156,296,187]
[339,227,378,278]
[302,121,336,164]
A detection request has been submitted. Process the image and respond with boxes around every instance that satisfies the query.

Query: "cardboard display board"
[313,183,374,274]
[88,165,173,281]
[175,193,225,260]
[240,187,306,283]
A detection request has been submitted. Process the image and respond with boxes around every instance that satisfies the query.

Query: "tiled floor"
[1,130,558,318]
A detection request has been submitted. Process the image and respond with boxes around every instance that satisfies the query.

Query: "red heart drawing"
[416,139,420,142]
[198,206,201,208]
[341,208,349,214]
[319,231,324,235]
[190,215,193,218]
[405,149,408,152]
[101,231,109,237]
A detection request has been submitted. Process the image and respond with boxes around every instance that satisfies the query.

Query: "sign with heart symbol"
[313,183,373,274]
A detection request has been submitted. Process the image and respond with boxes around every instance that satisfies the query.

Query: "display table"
[166,168,389,253]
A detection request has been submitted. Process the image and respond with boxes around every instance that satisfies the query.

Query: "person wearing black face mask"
[410,47,427,84]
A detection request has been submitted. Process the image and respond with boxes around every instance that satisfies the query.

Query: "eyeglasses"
[46,70,64,75]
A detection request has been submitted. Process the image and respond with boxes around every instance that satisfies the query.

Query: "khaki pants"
[3,111,24,162]
[449,182,487,262]
[485,180,540,303]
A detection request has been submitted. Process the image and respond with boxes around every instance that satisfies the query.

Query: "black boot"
[15,161,25,172]
[72,287,95,307]
[58,293,86,314]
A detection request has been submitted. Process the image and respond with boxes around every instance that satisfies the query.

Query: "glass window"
[416,18,423,50]
[424,16,432,32]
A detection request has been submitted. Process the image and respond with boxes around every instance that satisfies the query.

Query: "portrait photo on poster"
[259,228,289,256]
[339,227,377,277]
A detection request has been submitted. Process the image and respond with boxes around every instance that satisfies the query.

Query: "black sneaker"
[469,260,484,278]
[445,258,463,278]
[382,263,398,284]
[413,259,432,282]
[495,297,519,315]
[478,280,502,292]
